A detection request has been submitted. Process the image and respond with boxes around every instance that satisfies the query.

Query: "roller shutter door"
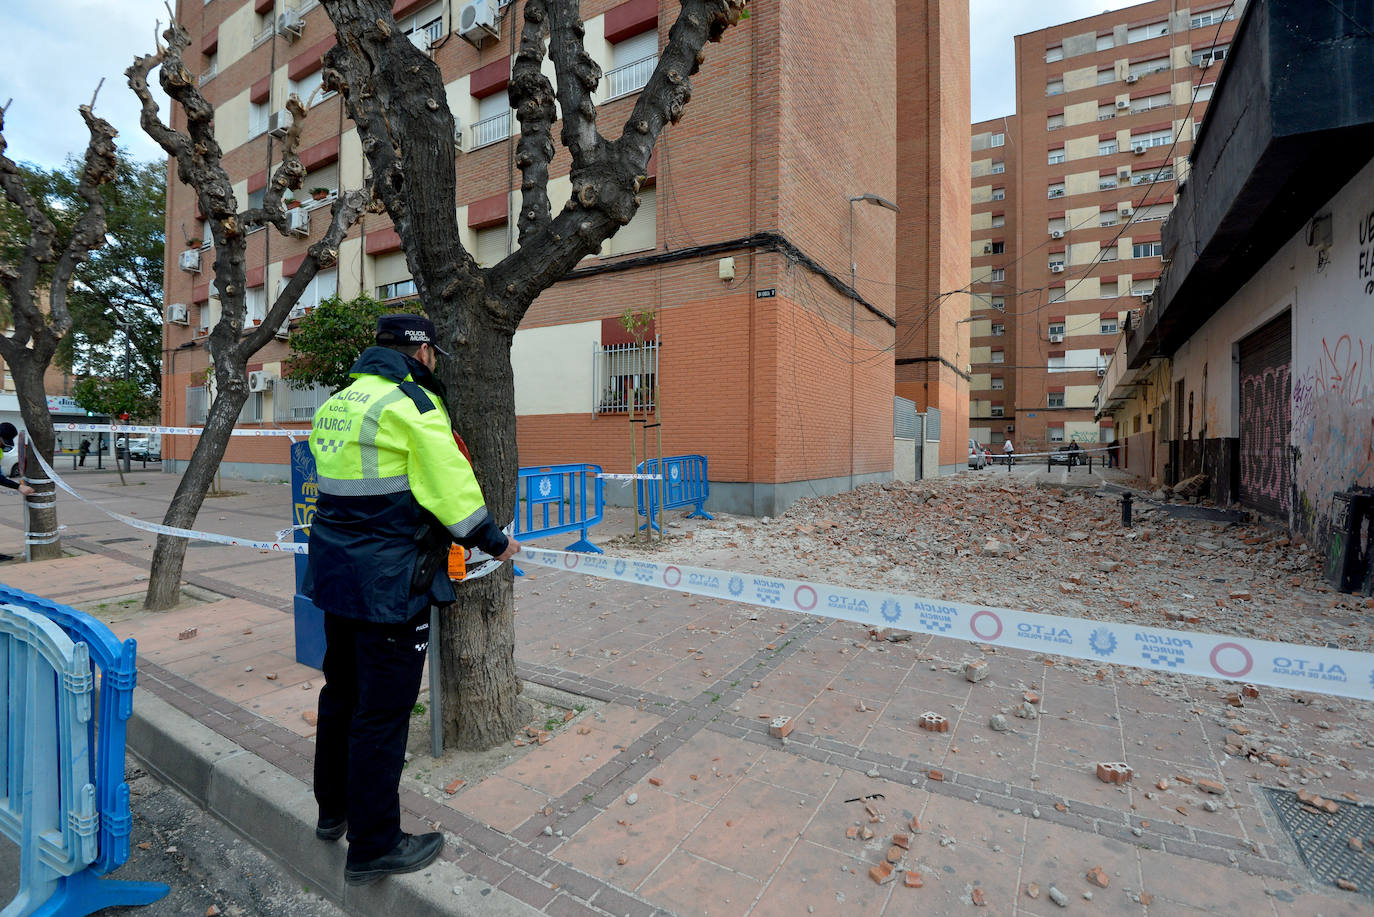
[1237,313,1291,517]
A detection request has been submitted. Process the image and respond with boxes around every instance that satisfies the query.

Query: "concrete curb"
[127,688,542,917]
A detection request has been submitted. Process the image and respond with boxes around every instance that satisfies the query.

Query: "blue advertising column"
[291,441,326,669]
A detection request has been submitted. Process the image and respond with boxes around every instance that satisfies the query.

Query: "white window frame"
[1048,149,1066,165]
[990,405,1005,418]
[1098,140,1118,156]
[989,268,1005,283]
[1048,182,1066,199]
[991,161,1005,174]
[1048,355,1066,373]
[471,90,513,149]
[991,323,1005,336]
[1048,427,1066,442]
[1101,282,1119,298]
[1048,322,1066,336]
[990,377,1004,390]
[991,214,1005,228]
[377,278,418,301]
[991,187,1006,200]
[1132,240,1163,258]
[1047,392,1066,408]
[290,69,335,106]
[990,132,1005,147]
[989,241,1005,255]
[1100,318,1120,334]
[1046,79,1064,96]
[990,351,1005,364]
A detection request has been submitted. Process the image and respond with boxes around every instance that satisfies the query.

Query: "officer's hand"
[18,483,34,497]
[497,537,522,562]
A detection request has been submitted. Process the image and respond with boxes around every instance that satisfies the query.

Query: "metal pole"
[1121,492,1133,527]
[848,200,856,492]
[428,605,442,758]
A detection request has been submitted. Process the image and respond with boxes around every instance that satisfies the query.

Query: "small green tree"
[282,293,411,392]
[72,376,159,420]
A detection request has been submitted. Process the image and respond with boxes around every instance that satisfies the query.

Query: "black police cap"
[375,314,450,356]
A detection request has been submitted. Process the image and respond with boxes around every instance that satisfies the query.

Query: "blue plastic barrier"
[514,464,604,554]
[0,584,169,916]
[636,455,713,532]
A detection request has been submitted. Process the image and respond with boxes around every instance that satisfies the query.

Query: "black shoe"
[344,832,444,886]
[316,815,347,842]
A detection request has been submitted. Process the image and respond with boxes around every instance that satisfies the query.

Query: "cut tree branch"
[509,0,557,243]
[546,0,605,169]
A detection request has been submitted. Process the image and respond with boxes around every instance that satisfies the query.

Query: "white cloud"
[971,0,1145,123]
[0,0,170,169]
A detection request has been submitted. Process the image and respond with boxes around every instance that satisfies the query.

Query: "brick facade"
[968,0,1240,454]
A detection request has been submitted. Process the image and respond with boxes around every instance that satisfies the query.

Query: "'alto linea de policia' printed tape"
[515,547,1374,702]
[27,449,1372,699]
[56,422,303,437]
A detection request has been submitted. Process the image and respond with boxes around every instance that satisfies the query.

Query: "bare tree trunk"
[10,362,62,561]
[144,383,249,608]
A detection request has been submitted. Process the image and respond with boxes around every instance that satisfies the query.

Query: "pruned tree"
[0,93,119,560]
[319,0,748,747]
[128,20,374,610]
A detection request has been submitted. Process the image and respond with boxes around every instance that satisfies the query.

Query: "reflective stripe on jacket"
[303,346,507,622]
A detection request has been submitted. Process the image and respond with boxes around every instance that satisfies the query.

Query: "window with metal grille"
[1047,392,1065,407]
[594,340,658,414]
[238,392,264,424]
[186,386,207,425]
[606,30,658,100]
[274,382,333,422]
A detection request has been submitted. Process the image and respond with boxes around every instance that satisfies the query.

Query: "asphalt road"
[1,763,345,917]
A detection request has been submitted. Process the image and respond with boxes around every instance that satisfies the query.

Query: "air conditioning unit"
[1139,292,1153,303]
[1198,57,1213,69]
[1050,264,1065,274]
[408,29,433,53]
[178,249,202,273]
[287,207,311,237]
[289,303,307,319]
[1097,368,1108,377]
[457,0,499,44]
[1050,230,1064,239]
[1133,145,1149,155]
[1125,74,1139,84]
[248,370,274,392]
[1115,99,1130,110]
[1119,205,1134,216]
[983,244,992,254]
[1050,333,1064,343]
[167,302,190,324]
[277,9,304,40]
[1117,167,1131,180]
[453,118,464,149]
[269,109,293,138]
[1005,424,1015,433]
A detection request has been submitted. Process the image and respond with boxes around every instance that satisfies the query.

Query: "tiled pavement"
[2,530,1372,915]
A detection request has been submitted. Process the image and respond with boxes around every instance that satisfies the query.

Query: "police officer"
[304,314,520,886]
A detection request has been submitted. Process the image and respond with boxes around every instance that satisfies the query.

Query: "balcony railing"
[605,55,657,101]
[470,111,512,149]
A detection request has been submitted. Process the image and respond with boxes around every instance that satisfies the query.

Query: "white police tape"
[516,547,1374,702]
[31,449,510,580]
[57,422,301,438]
[598,473,663,481]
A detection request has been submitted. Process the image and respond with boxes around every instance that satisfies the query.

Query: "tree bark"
[321,0,747,748]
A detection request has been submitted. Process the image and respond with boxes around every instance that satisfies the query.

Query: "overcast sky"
[4,1,1150,170]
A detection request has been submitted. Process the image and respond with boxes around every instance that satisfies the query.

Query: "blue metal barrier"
[636,455,713,532]
[0,584,169,916]
[290,442,325,670]
[514,464,604,554]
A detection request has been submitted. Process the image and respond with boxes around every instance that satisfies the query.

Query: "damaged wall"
[1164,156,1374,538]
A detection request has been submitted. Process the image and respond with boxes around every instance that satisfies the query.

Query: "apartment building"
[968,0,1240,452]
[157,0,970,515]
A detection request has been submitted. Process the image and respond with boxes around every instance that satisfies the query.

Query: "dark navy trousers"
[313,608,429,863]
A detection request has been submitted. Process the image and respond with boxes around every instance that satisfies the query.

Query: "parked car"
[116,437,159,461]
[1049,446,1075,466]
[968,438,988,470]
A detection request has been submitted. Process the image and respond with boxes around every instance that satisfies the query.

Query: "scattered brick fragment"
[892,833,911,850]
[1139,891,1153,905]
[1026,882,1040,899]
[206,907,221,917]
[886,846,903,864]
[846,826,859,839]
[1086,866,1109,888]
[1096,762,1132,785]
[909,817,921,833]
[1023,691,1041,704]
[928,769,944,782]
[1241,684,1260,699]
[769,716,794,738]
[904,871,923,888]
[1336,879,1358,892]
[443,778,464,795]
[264,672,278,681]
[861,826,875,841]
[1196,778,1225,795]
[178,627,198,641]
[972,887,988,906]
[869,861,894,885]
[301,710,318,727]
[964,659,989,683]
[617,855,627,866]
[1348,837,1363,852]
[563,710,576,722]
[918,712,949,733]
[1225,693,1244,707]
[649,777,663,787]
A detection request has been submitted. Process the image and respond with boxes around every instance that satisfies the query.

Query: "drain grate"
[97,536,142,545]
[1264,787,1374,897]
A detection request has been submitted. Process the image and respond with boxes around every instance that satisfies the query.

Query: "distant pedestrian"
[1108,439,1120,468]
[1068,440,1082,466]
[79,438,91,466]
[1002,437,1015,466]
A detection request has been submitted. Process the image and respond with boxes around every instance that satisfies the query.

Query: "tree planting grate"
[1264,787,1374,897]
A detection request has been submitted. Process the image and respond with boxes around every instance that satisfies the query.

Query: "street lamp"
[847,193,900,491]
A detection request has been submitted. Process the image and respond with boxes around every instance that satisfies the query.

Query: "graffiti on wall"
[1359,205,1374,294]
[1292,335,1374,536]
[1240,365,1291,507]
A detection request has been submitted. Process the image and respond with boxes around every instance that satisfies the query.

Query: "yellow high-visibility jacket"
[303,346,508,622]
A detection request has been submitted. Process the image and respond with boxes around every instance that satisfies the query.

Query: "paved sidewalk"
[1,470,1371,916]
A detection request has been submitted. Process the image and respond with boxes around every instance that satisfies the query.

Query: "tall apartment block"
[158,0,975,514]
[968,0,1240,452]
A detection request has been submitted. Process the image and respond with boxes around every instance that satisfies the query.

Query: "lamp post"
[847,193,899,491]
